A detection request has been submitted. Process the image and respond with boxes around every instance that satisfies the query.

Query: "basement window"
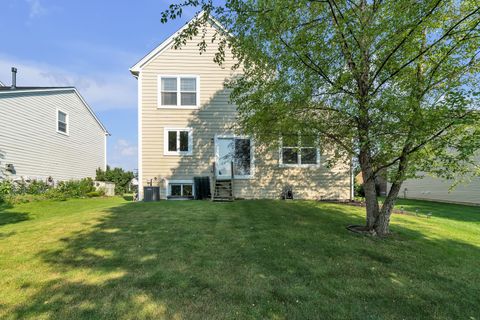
[168,181,194,199]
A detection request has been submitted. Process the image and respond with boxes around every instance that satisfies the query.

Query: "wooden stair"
[211,161,234,202]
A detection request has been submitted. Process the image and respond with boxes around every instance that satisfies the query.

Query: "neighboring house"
[130,13,352,200]
[396,170,480,205]
[0,73,109,182]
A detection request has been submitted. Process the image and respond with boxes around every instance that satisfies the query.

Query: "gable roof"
[0,86,109,135]
[129,11,227,76]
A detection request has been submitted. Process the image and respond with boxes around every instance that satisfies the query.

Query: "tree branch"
[371,6,480,96]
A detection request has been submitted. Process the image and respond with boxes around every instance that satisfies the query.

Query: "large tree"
[162,0,480,236]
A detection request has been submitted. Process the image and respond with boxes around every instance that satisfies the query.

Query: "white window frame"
[163,127,193,156]
[157,75,200,109]
[279,135,320,168]
[166,179,195,198]
[214,134,255,179]
[56,109,69,136]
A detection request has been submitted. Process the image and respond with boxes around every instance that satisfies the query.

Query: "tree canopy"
[162,0,480,235]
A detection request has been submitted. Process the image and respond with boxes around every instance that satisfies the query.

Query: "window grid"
[159,75,199,108]
[280,134,319,167]
[164,128,192,156]
[57,110,68,135]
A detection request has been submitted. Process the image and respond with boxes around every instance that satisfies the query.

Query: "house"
[396,169,480,205]
[0,68,109,182]
[130,13,353,201]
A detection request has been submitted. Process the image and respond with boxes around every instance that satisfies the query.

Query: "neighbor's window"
[57,110,68,134]
[280,134,319,166]
[164,128,192,155]
[159,75,199,107]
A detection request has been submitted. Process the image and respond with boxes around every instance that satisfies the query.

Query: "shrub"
[26,180,50,195]
[354,181,365,197]
[86,188,105,198]
[57,178,95,198]
[0,180,13,203]
[44,188,68,201]
[96,166,134,195]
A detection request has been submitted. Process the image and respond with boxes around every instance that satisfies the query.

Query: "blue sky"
[0,0,199,171]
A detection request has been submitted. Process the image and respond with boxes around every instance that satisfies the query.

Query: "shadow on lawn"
[9,200,480,319]
[0,203,30,227]
[393,198,480,223]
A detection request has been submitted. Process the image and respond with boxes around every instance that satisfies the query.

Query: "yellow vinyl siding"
[139,22,351,199]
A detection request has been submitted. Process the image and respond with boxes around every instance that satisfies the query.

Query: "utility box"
[144,186,160,202]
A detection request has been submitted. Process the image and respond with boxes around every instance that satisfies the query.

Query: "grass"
[0,197,479,319]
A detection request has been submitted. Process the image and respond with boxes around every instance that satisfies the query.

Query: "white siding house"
[397,172,480,205]
[0,86,109,182]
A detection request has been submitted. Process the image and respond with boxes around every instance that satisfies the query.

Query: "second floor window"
[57,110,68,135]
[159,75,199,108]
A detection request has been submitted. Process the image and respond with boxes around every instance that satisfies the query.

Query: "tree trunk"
[358,149,379,229]
[374,179,403,236]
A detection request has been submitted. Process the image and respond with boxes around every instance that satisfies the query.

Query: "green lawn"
[0,197,479,319]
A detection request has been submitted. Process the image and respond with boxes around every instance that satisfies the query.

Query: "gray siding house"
[0,84,109,182]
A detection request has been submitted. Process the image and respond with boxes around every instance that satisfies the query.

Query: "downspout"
[350,157,355,201]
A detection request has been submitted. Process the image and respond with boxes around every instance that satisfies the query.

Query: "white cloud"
[117,139,137,156]
[109,139,138,170]
[0,55,137,111]
[26,0,47,18]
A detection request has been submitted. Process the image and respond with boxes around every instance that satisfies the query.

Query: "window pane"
[180,78,196,91]
[171,184,181,196]
[183,184,193,197]
[162,92,177,105]
[58,111,67,122]
[179,131,189,152]
[181,92,196,106]
[58,121,67,133]
[161,77,177,91]
[283,134,299,147]
[282,148,298,164]
[302,135,316,147]
[301,148,317,164]
[168,131,177,152]
[234,139,251,175]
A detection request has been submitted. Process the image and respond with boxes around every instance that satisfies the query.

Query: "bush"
[26,180,49,195]
[0,180,13,203]
[57,178,95,198]
[86,188,105,198]
[96,166,134,195]
[44,188,68,201]
[354,181,365,197]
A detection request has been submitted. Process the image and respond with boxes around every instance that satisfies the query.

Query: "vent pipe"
[11,67,17,89]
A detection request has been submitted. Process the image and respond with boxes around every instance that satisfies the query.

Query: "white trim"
[163,127,193,156]
[166,179,195,198]
[214,134,255,180]
[0,87,109,135]
[129,11,229,74]
[278,135,321,168]
[104,133,108,171]
[157,75,200,109]
[138,72,144,200]
[56,109,69,136]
